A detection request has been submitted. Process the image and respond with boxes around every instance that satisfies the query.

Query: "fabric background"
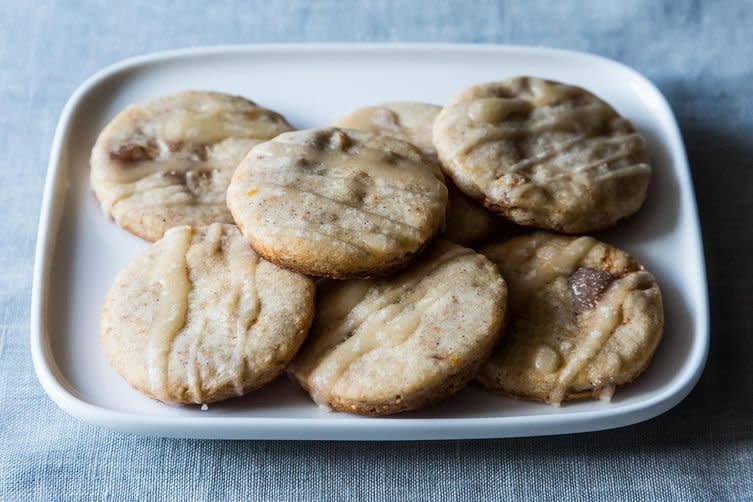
[1,1,751,500]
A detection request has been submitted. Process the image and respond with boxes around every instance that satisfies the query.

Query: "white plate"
[31,44,709,440]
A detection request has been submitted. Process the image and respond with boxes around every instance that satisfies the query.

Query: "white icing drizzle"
[316,280,373,326]
[452,94,617,161]
[204,221,223,252]
[335,104,442,154]
[252,180,423,237]
[534,345,561,373]
[298,246,472,405]
[95,159,166,185]
[592,163,651,182]
[529,103,614,135]
[530,80,575,106]
[540,161,648,187]
[548,272,650,404]
[598,385,616,402]
[467,98,532,123]
[519,132,643,172]
[146,226,193,397]
[497,136,649,203]
[340,107,402,135]
[186,331,204,403]
[231,241,260,396]
[161,108,279,145]
[510,236,596,308]
[294,247,471,381]
[95,95,289,187]
[546,144,647,179]
[259,135,443,188]
[506,134,588,173]
[248,133,445,252]
[308,281,456,406]
[603,352,623,374]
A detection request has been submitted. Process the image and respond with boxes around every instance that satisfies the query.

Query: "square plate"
[31,44,708,440]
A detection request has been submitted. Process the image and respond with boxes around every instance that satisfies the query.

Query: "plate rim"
[30,43,709,440]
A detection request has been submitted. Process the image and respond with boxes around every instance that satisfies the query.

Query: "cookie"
[91,91,293,241]
[227,127,448,279]
[334,101,440,153]
[101,223,315,405]
[289,240,508,415]
[442,182,501,246]
[335,102,498,246]
[477,232,664,405]
[433,77,652,233]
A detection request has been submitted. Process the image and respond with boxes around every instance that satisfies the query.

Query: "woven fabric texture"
[1,1,751,500]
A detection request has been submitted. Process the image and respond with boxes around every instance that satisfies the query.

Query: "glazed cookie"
[91,91,293,241]
[289,240,508,416]
[433,77,652,233]
[227,127,448,279]
[101,223,315,405]
[336,102,498,246]
[334,101,441,153]
[478,232,664,405]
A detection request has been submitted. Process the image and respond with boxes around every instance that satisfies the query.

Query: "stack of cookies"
[93,77,663,415]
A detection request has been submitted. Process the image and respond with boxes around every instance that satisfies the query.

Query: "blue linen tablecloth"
[1,1,751,500]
